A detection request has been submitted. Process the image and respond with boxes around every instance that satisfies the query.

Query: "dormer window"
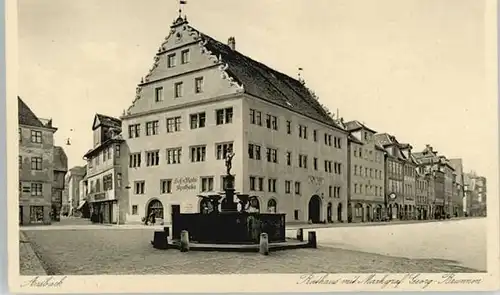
[167,53,176,68]
[181,49,190,64]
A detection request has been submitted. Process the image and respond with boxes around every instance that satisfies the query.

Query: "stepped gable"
[199,32,342,130]
[18,96,44,127]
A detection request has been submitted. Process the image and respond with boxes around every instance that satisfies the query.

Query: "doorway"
[308,195,321,223]
[327,202,332,222]
[337,203,343,222]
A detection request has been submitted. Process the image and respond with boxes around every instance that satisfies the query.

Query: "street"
[20,218,486,275]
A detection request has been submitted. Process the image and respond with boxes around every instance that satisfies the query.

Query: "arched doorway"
[308,195,322,223]
[327,202,333,222]
[375,204,382,221]
[365,204,372,222]
[248,196,261,213]
[267,198,277,213]
[337,203,343,222]
[147,199,164,219]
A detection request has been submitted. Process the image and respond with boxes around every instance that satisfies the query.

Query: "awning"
[76,201,87,210]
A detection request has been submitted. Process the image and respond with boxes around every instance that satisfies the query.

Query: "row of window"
[88,173,122,194]
[353,183,384,197]
[133,175,231,195]
[248,144,343,174]
[19,129,43,144]
[129,142,233,168]
[88,144,121,169]
[128,108,233,138]
[249,108,343,148]
[249,176,342,198]
[353,146,383,163]
[19,182,43,196]
[153,76,204,102]
[353,165,383,180]
[19,156,43,171]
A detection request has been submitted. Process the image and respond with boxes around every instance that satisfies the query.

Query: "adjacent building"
[64,166,86,216]
[18,96,59,225]
[52,146,68,221]
[343,121,386,223]
[373,133,406,220]
[400,144,417,219]
[466,173,487,217]
[119,16,349,224]
[83,114,127,224]
[449,158,465,217]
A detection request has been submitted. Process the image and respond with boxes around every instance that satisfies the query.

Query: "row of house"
[62,15,486,225]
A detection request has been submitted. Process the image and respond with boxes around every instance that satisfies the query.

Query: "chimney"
[228,37,236,50]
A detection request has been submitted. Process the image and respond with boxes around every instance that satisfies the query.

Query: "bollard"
[180,230,190,252]
[296,228,304,241]
[259,233,269,255]
[308,231,317,248]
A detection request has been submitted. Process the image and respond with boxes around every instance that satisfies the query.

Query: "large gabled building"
[18,96,59,225]
[119,15,349,224]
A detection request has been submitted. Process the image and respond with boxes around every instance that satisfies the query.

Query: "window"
[285,180,291,194]
[324,160,332,173]
[216,107,233,125]
[30,206,44,223]
[194,77,204,93]
[286,121,291,134]
[313,130,318,142]
[334,186,341,198]
[334,162,342,174]
[190,112,206,129]
[19,156,22,168]
[298,154,308,169]
[250,109,262,126]
[354,165,358,175]
[181,49,190,64]
[268,178,277,192]
[216,142,233,160]
[334,137,342,148]
[257,177,264,191]
[294,210,299,220]
[201,177,214,192]
[132,205,138,215]
[96,179,101,192]
[266,148,278,163]
[166,116,182,133]
[129,153,142,168]
[19,128,22,142]
[116,173,122,188]
[294,181,301,195]
[30,183,43,196]
[155,87,164,102]
[286,152,291,166]
[166,148,182,164]
[146,150,160,166]
[190,146,206,162]
[115,144,121,158]
[265,114,278,130]
[313,157,318,170]
[30,130,42,143]
[248,144,261,160]
[161,179,172,194]
[146,120,159,136]
[134,181,145,194]
[174,82,183,98]
[167,53,176,68]
[249,176,256,191]
[128,124,140,138]
[298,125,308,139]
[103,174,113,191]
[329,185,333,197]
[103,149,108,162]
[354,183,358,193]
[30,157,42,171]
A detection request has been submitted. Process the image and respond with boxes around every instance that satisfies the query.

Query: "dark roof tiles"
[18,96,45,128]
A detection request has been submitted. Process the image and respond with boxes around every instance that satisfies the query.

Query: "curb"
[19,231,47,275]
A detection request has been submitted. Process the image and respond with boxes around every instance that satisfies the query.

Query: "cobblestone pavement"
[19,232,46,275]
[21,228,480,275]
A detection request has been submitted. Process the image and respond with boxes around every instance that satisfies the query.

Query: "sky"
[17,0,496,185]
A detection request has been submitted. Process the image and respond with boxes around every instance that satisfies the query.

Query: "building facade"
[400,144,417,220]
[120,16,349,224]
[414,168,430,220]
[83,114,127,224]
[344,121,386,223]
[374,133,406,220]
[467,173,487,217]
[449,158,465,217]
[18,97,59,225]
[64,166,86,216]
[52,146,68,221]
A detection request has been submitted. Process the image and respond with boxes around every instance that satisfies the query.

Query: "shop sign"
[308,176,324,186]
[174,177,197,191]
[94,192,106,201]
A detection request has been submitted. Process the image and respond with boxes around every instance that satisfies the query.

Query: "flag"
[180,0,187,4]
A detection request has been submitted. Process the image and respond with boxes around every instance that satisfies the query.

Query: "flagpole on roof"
[179,0,187,17]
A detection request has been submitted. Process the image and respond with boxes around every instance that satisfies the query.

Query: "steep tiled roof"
[95,114,121,129]
[373,133,395,147]
[53,146,68,172]
[199,33,344,131]
[18,96,44,128]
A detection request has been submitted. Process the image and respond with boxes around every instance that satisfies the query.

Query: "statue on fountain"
[225,150,235,176]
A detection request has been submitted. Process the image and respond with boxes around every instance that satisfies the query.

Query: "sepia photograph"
[7,0,499,292]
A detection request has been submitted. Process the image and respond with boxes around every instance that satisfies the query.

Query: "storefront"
[89,191,118,224]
